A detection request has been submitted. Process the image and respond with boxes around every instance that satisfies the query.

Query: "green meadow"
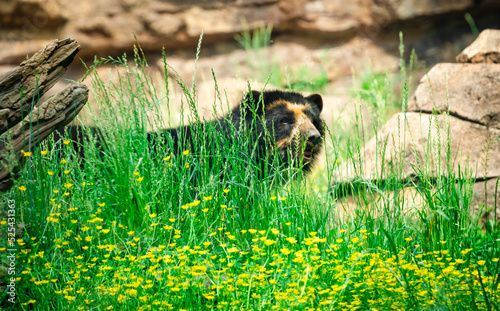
[1,36,499,310]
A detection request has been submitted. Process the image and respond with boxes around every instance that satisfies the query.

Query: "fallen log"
[0,84,88,191]
[0,38,86,192]
[0,38,80,136]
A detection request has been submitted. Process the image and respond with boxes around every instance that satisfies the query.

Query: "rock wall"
[1,0,500,64]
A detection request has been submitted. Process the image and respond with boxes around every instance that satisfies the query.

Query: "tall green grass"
[1,39,499,311]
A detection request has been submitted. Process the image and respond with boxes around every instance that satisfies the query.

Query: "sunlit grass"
[1,41,499,311]
[6,215,500,310]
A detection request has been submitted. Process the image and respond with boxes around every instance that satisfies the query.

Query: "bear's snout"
[307,129,321,145]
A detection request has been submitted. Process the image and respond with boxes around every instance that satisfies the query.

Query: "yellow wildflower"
[189,200,201,207]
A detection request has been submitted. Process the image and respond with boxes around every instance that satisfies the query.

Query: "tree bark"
[0,38,80,136]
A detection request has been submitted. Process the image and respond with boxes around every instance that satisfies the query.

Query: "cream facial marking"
[270,100,318,148]
[265,100,311,124]
[283,102,317,138]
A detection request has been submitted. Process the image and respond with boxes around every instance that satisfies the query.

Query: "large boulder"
[407,63,500,130]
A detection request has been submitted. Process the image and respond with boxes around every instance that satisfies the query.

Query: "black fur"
[56,90,324,177]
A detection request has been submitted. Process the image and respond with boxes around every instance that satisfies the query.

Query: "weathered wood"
[0,38,80,135]
[0,84,88,191]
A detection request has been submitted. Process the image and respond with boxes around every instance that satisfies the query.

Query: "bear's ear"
[242,90,263,111]
[306,93,323,113]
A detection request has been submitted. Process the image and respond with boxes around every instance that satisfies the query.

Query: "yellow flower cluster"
[11,216,498,310]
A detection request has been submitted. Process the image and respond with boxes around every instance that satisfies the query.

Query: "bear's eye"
[280,117,294,125]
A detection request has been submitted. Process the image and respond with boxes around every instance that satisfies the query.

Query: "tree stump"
[0,38,87,192]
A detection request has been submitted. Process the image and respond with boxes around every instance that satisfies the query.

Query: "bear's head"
[237,90,324,172]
